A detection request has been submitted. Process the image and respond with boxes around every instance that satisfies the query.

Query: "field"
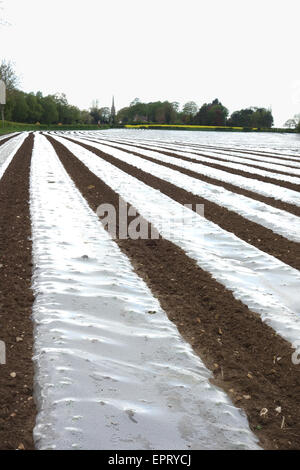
[0,129,299,450]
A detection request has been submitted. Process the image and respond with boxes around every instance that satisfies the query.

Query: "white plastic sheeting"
[51,134,300,347]
[0,132,19,142]
[73,132,300,170]
[62,136,300,243]
[159,144,300,171]
[129,141,300,183]
[0,133,28,181]
[30,133,260,450]
[64,128,300,157]
[102,138,300,173]
[65,134,300,207]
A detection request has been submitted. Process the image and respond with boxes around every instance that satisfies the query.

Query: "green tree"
[130,101,148,122]
[194,99,228,126]
[41,95,59,124]
[250,108,273,128]
[11,90,29,122]
[171,101,180,113]
[117,100,179,124]
[68,105,81,124]
[99,107,111,123]
[130,97,141,107]
[80,109,93,124]
[228,107,273,128]
[161,101,177,124]
[90,102,102,124]
[53,93,68,123]
[228,108,254,127]
[117,106,130,124]
[3,91,15,121]
[182,101,198,123]
[26,93,43,123]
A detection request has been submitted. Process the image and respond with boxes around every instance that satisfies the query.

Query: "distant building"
[110,96,116,124]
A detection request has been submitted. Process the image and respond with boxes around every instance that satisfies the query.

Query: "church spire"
[110,96,116,124]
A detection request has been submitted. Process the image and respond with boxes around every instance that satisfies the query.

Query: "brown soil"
[86,138,300,218]
[0,134,36,450]
[0,134,19,147]
[46,134,300,451]
[58,136,300,271]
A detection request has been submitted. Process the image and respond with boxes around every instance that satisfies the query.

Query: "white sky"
[1,0,300,126]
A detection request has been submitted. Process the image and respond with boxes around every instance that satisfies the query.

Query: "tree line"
[4,90,114,125]
[117,98,274,128]
[0,61,109,125]
[1,60,299,130]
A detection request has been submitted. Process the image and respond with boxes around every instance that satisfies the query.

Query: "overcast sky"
[1,0,299,126]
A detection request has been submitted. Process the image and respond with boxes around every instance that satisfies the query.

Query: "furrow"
[98,137,300,173]
[30,133,260,450]
[60,134,300,218]
[92,138,300,192]
[0,133,29,181]
[49,135,300,272]
[49,134,300,347]
[46,133,300,450]
[0,133,36,450]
